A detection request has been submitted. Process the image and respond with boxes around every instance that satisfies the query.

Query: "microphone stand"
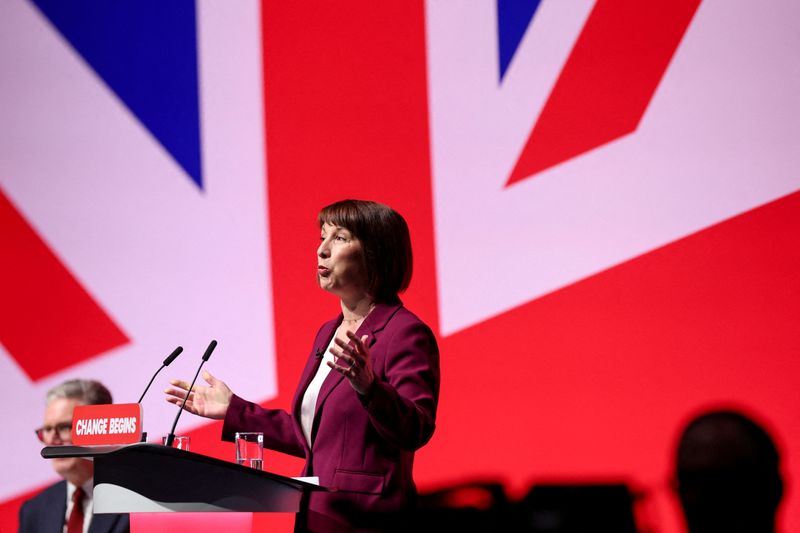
[165,340,217,447]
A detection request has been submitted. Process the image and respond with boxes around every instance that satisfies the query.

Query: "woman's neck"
[340,295,375,323]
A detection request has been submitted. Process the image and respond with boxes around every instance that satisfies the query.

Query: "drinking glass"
[162,435,191,451]
[235,432,263,470]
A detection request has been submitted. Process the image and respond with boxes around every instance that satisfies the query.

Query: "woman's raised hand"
[164,370,233,420]
[328,331,375,396]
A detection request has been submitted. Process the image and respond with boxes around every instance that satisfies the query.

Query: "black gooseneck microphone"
[137,346,184,403]
[137,346,183,442]
[165,340,217,447]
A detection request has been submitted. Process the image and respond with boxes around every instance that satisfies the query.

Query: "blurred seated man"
[674,409,783,533]
[19,379,130,533]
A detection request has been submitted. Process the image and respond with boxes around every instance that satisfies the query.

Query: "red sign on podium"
[71,403,143,445]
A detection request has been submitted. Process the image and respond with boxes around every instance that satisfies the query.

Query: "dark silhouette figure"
[675,410,783,533]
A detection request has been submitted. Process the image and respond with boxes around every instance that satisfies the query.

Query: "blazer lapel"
[45,481,68,533]
[310,303,402,439]
[359,301,402,340]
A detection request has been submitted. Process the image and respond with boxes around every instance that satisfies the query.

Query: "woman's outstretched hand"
[164,370,233,420]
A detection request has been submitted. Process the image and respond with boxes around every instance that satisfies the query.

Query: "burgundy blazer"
[222,302,440,531]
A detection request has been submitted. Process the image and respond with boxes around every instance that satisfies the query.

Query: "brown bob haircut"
[319,199,413,303]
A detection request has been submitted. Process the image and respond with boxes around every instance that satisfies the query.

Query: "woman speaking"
[165,199,440,532]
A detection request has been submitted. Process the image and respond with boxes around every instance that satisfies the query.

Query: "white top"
[300,335,339,447]
[64,479,93,533]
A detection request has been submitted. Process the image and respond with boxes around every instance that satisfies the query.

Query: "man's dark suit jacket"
[222,302,440,532]
[18,480,130,533]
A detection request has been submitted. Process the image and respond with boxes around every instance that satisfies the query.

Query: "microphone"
[202,339,217,361]
[137,346,183,404]
[165,340,217,447]
[137,346,182,442]
[315,348,324,359]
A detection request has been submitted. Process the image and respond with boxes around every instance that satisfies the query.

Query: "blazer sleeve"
[221,395,306,458]
[359,320,440,451]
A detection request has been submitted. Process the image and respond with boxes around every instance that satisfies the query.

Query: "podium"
[42,443,326,514]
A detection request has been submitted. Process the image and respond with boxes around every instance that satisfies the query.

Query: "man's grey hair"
[46,379,113,406]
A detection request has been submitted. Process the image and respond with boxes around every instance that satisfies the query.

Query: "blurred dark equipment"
[416,481,516,531]
[343,481,640,532]
[520,484,639,533]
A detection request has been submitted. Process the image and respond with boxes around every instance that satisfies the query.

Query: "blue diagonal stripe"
[32,0,204,189]
[497,0,542,83]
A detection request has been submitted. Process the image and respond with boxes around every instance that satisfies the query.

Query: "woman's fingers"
[330,347,355,364]
[345,331,367,350]
[338,332,369,355]
[164,386,190,400]
[165,389,202,411]
[202,369,220,386]
[333,336,368,361]
[329,348,363,373]
[165,394,193,411]
[169,378,194,392]
[333,337,356,354]
[335,334,362,352]
[164,373,232,420]
[330,334,372,394]
[327,360,356,376]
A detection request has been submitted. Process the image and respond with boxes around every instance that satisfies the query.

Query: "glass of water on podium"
[235,432,264,470]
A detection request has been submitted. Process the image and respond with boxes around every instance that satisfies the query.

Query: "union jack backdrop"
[1,1,798,532]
